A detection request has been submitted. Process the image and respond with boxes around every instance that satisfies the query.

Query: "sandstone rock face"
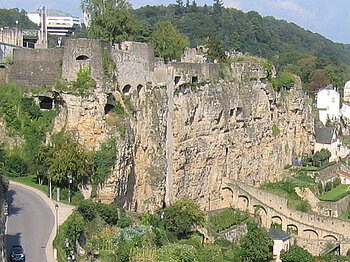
[51,59,314,213]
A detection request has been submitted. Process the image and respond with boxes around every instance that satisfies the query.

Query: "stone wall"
[8,48,63,88]
[0,178,7,262]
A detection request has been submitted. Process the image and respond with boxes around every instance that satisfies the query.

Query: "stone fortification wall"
[8,48,63,88]
[170,62,220,84]
[61,39,110,89]
[316,162,341,184]
[231,180,350,240]
[111,41,155,91]
[316,193,350,217]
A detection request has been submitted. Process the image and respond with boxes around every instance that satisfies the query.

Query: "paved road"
[5,183,54,262]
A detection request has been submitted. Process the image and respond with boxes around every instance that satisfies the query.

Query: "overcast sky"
[2,0,350,44]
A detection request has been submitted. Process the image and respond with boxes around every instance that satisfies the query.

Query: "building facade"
[316,86,340,125]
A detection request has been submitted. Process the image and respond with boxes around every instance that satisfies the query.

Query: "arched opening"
[237,195,249,210]
[122,84,131,94]
[221,187,234,205]
[0,64,5,68]
[137,84,143,93]
[254,205,268,227]
[192,76,198,83]
[303,229,319,239]
[104,93,116,115]
[39,96,53,110]
[175,76,181,85]
[324,235,338,241]
[287,224,298,235]
[271,216,283,230]
[76,55,89,61]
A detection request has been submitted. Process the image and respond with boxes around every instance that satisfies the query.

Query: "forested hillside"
[0,8,37,29]
[134,3,350,64]
[132,3,350,93]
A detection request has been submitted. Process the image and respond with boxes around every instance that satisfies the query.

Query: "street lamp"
[67,174,72,203]
[55,204,59,234]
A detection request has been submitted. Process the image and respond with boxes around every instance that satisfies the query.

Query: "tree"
[205,34,227,62]
[271,72,295,91]
[280,244,314,262]
[239,221,273,262]
[162,198,205,238]
[150,20,189,61]
[47,132,91,188]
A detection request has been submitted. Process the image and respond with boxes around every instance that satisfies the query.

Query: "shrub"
[197,244,223,262]
[209,207,249,232]
[78,199,97,221]
[96,203,118,225]
[156,243,198,262]
[272,124,280,136]
[71,191,85,206]
[117,216,134,228]
[272,72,295,91]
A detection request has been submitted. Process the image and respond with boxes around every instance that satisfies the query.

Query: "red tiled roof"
[338,170,350,179]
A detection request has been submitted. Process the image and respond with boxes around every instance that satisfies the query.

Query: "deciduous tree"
[150,20,189,61]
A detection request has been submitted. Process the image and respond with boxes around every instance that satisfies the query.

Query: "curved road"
[5,183,54,262]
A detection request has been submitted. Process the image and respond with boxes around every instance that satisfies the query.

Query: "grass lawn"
[9,175,48,194]
[339,209,350,220]
[319,184,350,201]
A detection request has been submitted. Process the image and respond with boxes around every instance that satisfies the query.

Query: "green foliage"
[122,95,136,113]
[313,149,331,167]
[112,101,125,115]
[102,47,116,77]
[54,211,85,260]
[272,72,295,91]
[206,34,227,62]
[96,202,119,225]
[319,184,350,201]
[87,0,146,43]
[0,8,38,29]
[151,20,190,60]
[280,244,314,262]
[46,132,91,188]
[4,153,28,177]
[78,199,97,221]
[116,216,134,228]
[71,191,85,206]
[293,171,316,184]
[272,124,280,136]
[156,243,198,262]
[92,138,116,186]
[162,198,206,238]
[239,221,273,262]
[197,244,223,262]
[208,206,249,232]
[72,66,96,96]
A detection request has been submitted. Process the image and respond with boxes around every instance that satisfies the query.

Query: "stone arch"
[303,229,319,239]
[221,187,234,205]
[104,93,116,114]
[287,224,298,235]
[122,84,131,94]
[237,195,249,210]
[323,235,338,241]
[137,84,143,93]
[76,55,89,61]
[39,96,53,110]
[254,205,268,227]
[271,215,283,229]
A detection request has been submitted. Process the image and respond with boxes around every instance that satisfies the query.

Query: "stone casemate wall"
[102,59,314,212]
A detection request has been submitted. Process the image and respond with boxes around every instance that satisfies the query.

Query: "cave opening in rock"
[105,93,117,114]
[192,76,198,83]
[39,96,53,109]
[175,76,181,85]
[137,84,143,93]
[122,84,131,94]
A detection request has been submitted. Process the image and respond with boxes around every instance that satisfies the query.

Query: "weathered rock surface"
[57,59,314,212]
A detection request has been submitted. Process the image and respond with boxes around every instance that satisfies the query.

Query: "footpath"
[9,181,75,262]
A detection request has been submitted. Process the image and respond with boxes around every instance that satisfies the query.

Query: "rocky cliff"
[52,57,314,212]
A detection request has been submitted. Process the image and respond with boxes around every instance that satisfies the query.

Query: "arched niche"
[122,84,131,94]
[237,195,249,210]
[323,235,338,241]
[104,93,116,115]
[287,224,298,235]
[254,205,268,227]
[137,84,143,93]
[39,96,53,110]
[221,187,234,205]
[303,229,319,239]
[76,55,89,61]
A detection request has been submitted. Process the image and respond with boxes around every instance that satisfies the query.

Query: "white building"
[344,80,350,102]
[27,9,80,36]
[316,86,340,125]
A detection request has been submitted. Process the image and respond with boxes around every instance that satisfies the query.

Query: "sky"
[1,0,350,44]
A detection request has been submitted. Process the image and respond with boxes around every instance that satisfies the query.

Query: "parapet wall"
[8,48,63,88]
